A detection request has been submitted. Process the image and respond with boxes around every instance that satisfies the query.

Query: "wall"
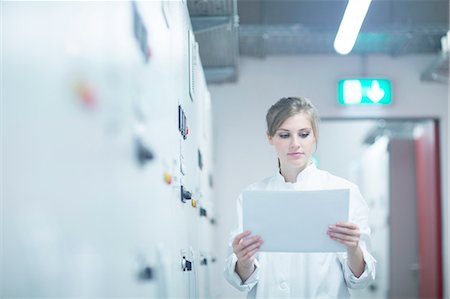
[209,55,448,298]
[447,43,450,298]
[1,1,218,297]
[315,120,375,179]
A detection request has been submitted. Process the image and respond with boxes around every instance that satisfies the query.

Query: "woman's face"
[268,112,316,171]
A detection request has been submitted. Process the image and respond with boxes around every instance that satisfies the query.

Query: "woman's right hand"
[232,230,263,270]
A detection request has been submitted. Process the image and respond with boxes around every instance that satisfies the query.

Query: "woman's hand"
[327,222,360,251]
[328,221,366,277]
[232,230,263,281]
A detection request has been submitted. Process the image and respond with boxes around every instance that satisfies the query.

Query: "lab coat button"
[280,281,288,290]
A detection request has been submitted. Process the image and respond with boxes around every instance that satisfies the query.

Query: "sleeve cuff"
[223,253,260,292]
[342,244,377,289]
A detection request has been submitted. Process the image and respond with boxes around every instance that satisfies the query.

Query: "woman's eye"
[279,134,290,139]
[299,132,310,138]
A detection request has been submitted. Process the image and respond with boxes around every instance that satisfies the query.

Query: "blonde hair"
[266,96,319,141]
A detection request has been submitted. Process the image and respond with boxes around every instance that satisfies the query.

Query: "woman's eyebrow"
[277,128,311,132]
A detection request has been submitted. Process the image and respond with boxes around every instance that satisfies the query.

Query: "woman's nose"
[290,135,301,148]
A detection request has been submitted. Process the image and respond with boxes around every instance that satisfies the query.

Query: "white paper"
[242,189,349,252]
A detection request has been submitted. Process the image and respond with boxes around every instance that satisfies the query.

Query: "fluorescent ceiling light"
[334,0,372,55]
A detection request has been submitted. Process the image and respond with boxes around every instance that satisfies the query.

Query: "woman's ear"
[267,133,273,145]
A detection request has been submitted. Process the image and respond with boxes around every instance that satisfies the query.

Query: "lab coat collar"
[273,161,317,185]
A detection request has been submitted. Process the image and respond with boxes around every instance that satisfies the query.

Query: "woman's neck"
[279,163,308,183]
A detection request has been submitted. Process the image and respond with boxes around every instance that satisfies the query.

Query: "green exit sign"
[338,79,392,105]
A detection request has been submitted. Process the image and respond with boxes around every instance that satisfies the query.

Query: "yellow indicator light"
[163,172,173,185]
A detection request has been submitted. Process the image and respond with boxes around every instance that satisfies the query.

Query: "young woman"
[224,97,376,298]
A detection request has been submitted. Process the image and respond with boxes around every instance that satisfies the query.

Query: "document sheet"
[242,189,349,252]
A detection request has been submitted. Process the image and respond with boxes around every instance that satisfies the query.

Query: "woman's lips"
[288,152,304,157]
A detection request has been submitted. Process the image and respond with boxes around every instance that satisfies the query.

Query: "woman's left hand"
[327,222,360,251]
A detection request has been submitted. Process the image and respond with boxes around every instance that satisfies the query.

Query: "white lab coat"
[224,163,376,299]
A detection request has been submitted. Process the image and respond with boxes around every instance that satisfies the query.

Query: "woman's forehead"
[278,113,312,129]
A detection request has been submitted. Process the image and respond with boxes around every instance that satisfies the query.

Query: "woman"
[224,97,376,298]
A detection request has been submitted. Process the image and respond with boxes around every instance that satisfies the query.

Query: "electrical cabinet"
[1,1,217,297]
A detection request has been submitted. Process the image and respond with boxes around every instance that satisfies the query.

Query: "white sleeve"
[339,186,377,289]
[223,194,260,292]
[224,252,260,292]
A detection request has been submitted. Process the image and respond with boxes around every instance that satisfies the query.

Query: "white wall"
[447,55,450,299]
[315,120,375,180]
[209,55,448,298]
